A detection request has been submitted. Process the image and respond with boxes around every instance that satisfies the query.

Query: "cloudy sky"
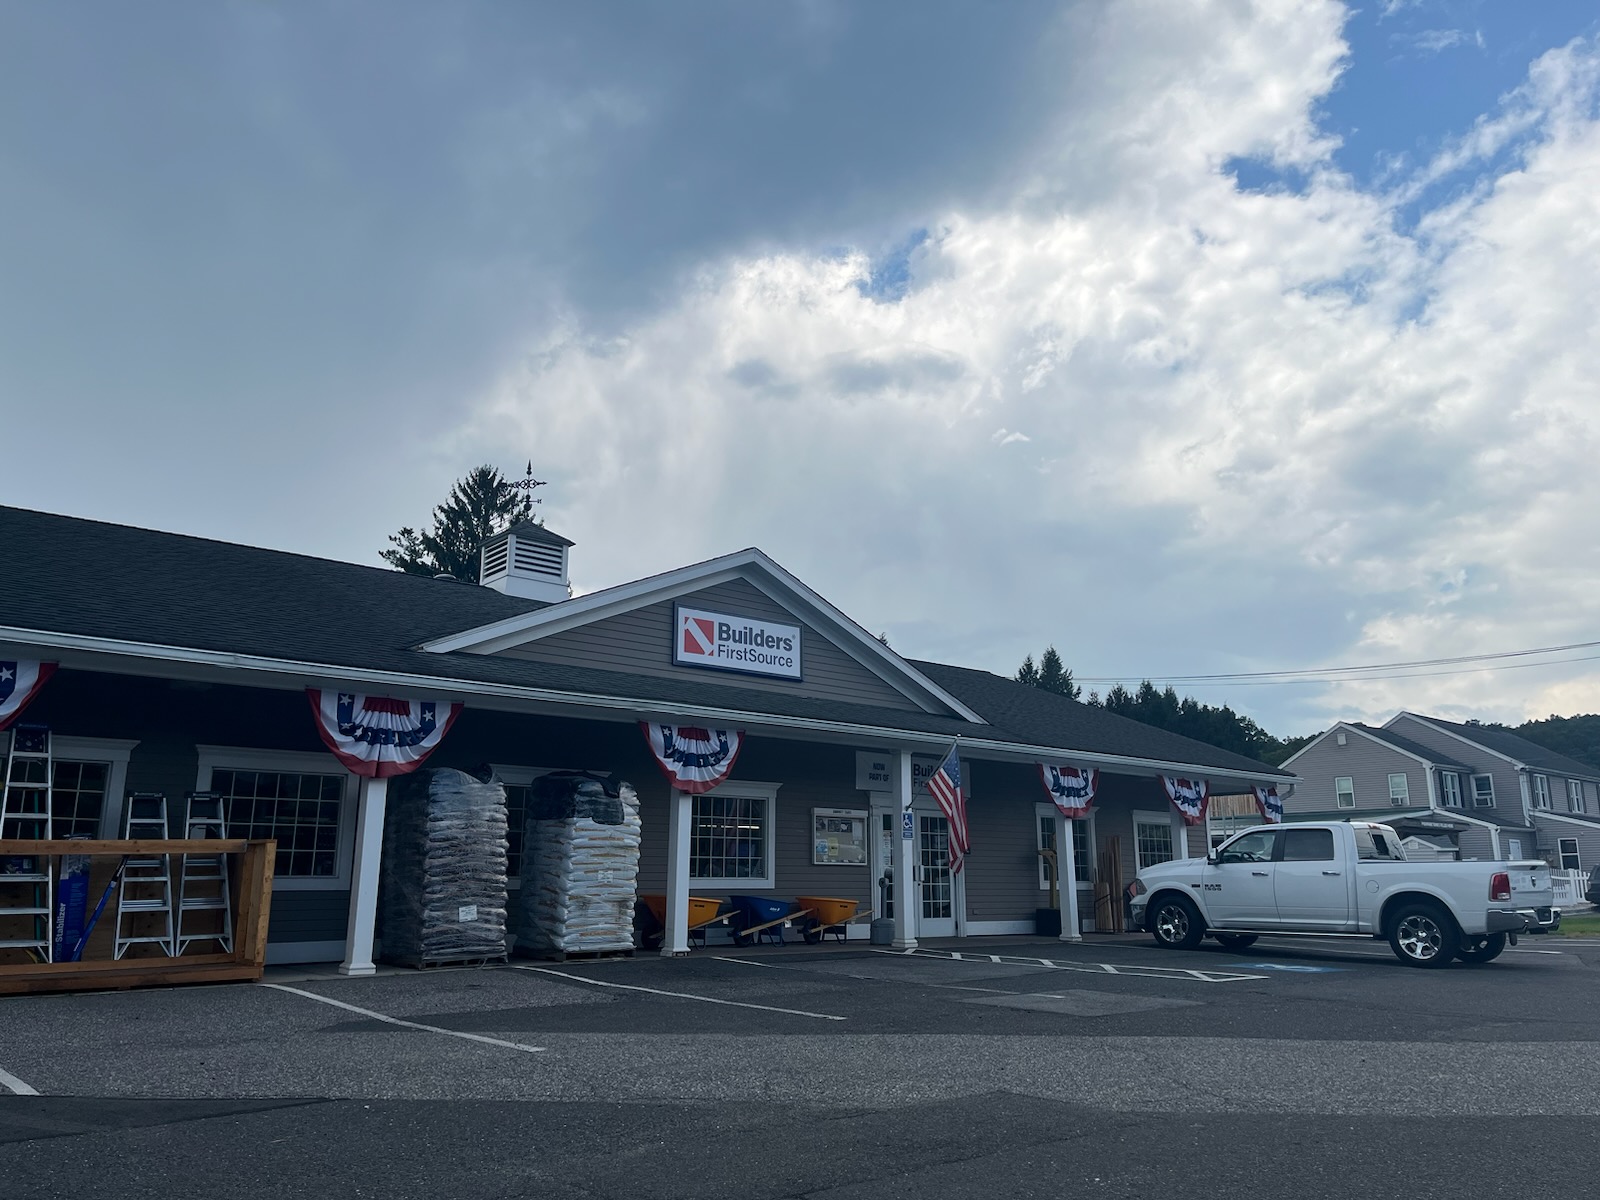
[3,1,1597,736]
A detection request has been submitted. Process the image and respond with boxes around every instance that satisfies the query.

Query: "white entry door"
[916,810,958,937]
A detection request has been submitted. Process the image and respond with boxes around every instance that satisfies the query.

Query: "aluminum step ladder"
[0,725,54,962]
[174,791,232,955]
[114,792,175,959]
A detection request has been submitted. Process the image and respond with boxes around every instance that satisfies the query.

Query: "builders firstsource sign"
[673,605,802,680]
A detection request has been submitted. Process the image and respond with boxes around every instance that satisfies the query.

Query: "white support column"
[339,775,387,977]
[1173,809,1191,861]
[891,750,918,949]
[1055,812,1082,943]
[662,788,692,957]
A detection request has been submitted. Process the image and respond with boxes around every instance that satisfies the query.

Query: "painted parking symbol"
[1234,963,1344,973]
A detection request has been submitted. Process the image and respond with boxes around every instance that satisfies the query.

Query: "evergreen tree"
[381,464,541,581]
[1037,646,1081,700]
[1015,654,1039,688]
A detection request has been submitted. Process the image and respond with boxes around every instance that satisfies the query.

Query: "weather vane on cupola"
[508,461,548,522]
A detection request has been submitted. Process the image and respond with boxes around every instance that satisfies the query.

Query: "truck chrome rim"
[1156,904,1188,943]
[1397,915,1442,960]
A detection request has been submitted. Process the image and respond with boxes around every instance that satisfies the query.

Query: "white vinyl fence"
[1550,869,1592,908]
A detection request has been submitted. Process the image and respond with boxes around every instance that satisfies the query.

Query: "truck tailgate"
[1509,861,1554,908]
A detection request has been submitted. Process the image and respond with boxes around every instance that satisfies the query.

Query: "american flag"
[924,741,970,874]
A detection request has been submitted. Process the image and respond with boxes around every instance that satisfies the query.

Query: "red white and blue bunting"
[1253,784,1284,824]
[1162,776,1210,826]
[640,722,743,794]
[1038,763,1099,819]
[0,661,56,731]
[306,689,463,779]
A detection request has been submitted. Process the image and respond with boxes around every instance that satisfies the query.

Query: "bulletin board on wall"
[812,808,868,866]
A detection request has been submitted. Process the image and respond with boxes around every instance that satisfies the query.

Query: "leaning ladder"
[115,792,175,959]
[174,791,232,955]
[0,725,54,963]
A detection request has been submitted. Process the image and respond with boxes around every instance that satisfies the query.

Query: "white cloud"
[464,5,1600,733]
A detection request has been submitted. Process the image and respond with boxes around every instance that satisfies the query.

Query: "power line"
[1074,638,1600,686]
[1123,651,1600,689]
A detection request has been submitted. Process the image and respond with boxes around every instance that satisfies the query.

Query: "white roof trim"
[1384,712,1526,769]
[417,546,985,723]
[1531,811,1600,829]
[0,625,1292,784]
[1277,722,1438,771]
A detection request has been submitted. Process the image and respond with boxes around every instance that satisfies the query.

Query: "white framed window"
[491,765,562,882]
[1440,772,1463,809]
[688,781,779,889]
[1569,779,1588,814]
[1335,777,1356,809]
[1133,812,1176,870]
[1035,806,1094,889]
[1388,773,1410,806]
[1472,774,1495,808]
[195,747,357,890]
[1557,838,1581,871]
[1533,774,1551,810]
[28,735,140,839]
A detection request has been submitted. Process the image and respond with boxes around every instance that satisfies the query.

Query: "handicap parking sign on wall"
[902,810,914,839]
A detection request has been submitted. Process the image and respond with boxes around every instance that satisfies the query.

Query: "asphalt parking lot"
[4,933,1599,1199]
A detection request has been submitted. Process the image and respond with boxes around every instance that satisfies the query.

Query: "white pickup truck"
[1128,821,1557,968]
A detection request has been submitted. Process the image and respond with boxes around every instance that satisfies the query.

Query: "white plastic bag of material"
[517,773,640,957]
[379,768,509,966]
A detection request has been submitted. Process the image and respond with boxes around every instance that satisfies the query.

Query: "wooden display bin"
[0,838,275,996]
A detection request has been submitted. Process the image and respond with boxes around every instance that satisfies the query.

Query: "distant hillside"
[1501,713,1600,771]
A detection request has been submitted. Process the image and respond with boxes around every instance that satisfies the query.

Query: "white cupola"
[478,521,573,603]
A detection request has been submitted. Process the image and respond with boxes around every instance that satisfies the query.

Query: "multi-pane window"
[1073,820,1090,882]
[211,769,344,878]
[1037,814,1055,889]
[1036,814,1093,888]
[51,761,109,839]
[1135,820,1175,870]
[1472,774,1495,807]
[919,815,952,919]
[1388,773,1410,806]
[689,793,769,881]
[503,783,529,878]
[1569,779,1587,814]
[1533,775,1551,809]
[1440,772,1463,808]
[1335,777,1356,809]
[1558,838,1581,871]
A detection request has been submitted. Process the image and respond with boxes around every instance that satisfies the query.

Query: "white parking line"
[511,965,847,1021]
[878,948,1266,983]
[0,1064,39,1096]
[260,983,546,1053]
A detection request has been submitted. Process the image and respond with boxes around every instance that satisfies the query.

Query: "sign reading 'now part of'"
[673,605,803,680]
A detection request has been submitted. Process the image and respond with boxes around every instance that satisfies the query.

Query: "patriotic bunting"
[306,689,463,778]
[1038,763,1099,819]
[1162,775,1210,826]
[925,741,970,875]
[640,722,743,794]
[1253,784,1284,824]
[0,661,56,731]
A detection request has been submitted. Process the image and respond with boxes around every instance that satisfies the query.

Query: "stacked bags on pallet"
[517,772,640,958]
[379,767,509,967]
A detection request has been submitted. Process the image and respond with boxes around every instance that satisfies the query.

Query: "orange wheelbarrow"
[635,894,732,950]
[794,896,868,945]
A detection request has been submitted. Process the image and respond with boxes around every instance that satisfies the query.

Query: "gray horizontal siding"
[502,577,924,712]
[964,761,1053,923]
[1282,730,1429,816]
[267,890,349,943]
[1386,717,1525,823]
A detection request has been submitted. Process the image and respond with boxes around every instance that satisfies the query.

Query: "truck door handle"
[1322,871,1341,876]
[1251,870,1269,877]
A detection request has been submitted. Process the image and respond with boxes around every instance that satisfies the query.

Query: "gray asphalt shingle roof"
[0,505,1289,778]
[1350,724,1475,772]
[1407,714,1600,781]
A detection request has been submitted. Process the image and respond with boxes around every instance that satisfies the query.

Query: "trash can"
[1035,907,1062,938]
[870,918,895,945]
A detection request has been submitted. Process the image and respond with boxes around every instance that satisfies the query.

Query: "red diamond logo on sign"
[682,616,716,657]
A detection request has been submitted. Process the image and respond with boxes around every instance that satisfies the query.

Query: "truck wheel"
[1214,933,1258,951]
[1457,933,1507,965]
[1388,902,1458,968]
[1150,895,1205,951]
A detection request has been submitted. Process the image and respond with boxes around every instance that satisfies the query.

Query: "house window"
[1558,838,1581,871]
[1440,772,1463,809]
[689,785,777,886]
[50,760,110,840]
[1569,779,1587,814]
[1134,817,1176,870]
[1472,774,1495,807]
[1335,777,1356,809]
[1388,773,1410,806]
[503,783,530,878]
[1533,774,1551,810]
[1035,809,1093,888]
[210,768,346,880]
